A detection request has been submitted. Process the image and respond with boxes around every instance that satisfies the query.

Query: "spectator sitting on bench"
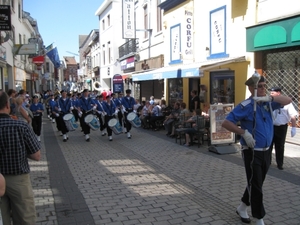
[164,101,181,136]
[183,109,202,146]
[149,101,164,131]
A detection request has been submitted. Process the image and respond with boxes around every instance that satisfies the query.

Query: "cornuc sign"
[0,5,11,30]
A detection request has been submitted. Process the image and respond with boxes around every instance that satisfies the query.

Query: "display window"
[210,72,234,104]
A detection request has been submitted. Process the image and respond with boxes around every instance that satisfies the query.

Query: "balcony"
[118,39,138,60]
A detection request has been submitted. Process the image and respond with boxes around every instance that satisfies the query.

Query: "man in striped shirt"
[0,90,41,225]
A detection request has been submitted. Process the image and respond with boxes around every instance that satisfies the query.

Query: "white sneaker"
[52,119,55,123]
[85,134,90,141]
[63,134,67,142]
[109,136,112,141]
[127,132,131,139]
[123,127,127,133]
[66,134,69,139]
[60,131,63,136]
[47,115,50,119]
[101,131,106,136]
[256,219,265,225]
[37,136,41,142]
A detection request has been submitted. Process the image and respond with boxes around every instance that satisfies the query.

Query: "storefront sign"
[122,0,135,39]
[170,24,181,63]
[113,74,124,93]
[121,56,135,70]
[183,8,193,60]
[209,104,235,145]
[0,5,11,30]
[209,6,228,58]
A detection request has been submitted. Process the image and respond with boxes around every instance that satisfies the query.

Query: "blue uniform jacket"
[225,97,281,148]
[58,98,72,114]
[78,97,94,112]
[103,102,116,116]
[29,103,44,117]
[121,96,135,111]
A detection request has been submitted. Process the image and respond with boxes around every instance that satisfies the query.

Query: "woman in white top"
[15,96,31,124]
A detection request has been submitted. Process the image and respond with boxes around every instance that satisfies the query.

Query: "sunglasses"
[257,84,267,88]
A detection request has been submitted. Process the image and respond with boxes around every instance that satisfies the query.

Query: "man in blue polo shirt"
[222,76,291,225]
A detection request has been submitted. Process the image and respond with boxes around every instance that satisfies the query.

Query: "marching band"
[44,88,141,143]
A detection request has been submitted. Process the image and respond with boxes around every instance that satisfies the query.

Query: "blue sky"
[23,0,104,62]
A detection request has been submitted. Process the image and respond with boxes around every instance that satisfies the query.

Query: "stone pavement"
[2,118,300,225]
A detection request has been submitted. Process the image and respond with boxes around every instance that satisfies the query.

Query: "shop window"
[168,78,183,106]
[210,72,234,104]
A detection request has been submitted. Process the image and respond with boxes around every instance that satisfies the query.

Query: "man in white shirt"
[269,86,298,170]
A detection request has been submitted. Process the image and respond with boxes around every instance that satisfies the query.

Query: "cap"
[125,89,131,94]
[32,95,39,99]
[106,95,111,99]
[60,90,66,94]
[269,86,281,92]
[97,94,103,98]
[245,76,265,86]
[82,89,89,93]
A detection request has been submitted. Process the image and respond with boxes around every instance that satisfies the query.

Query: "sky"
[23,0,104,62]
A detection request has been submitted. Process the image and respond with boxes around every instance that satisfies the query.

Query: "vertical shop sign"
[170,24,181,64]
[122,0,136,39]
[183,8,193,61]
[209,6,228,58]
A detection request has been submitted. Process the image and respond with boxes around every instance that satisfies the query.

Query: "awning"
[132,56,246,81]
[199,56,246,73]
[132,64,201,81]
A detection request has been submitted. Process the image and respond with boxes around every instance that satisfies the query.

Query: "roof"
[63,56,77,65]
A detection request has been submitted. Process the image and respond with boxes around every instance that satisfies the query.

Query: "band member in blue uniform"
[222,76,292,225]
[116,92,125,132]
[95,94,107,136]
[103,95,117,141]
[78,89,94,141]
[51,96,62,133]
[70,94,79,122]
[121,89,135,139]
[29,95,44,142]
[57,90,72,142]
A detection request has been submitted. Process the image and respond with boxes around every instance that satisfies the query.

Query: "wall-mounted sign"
[183,7,193,61]
[122,0,135,39]
[120,56,135,70]
[170,24,181,64]
[13,44,38,55]
[0,5,11,30]
[209,5,228,59]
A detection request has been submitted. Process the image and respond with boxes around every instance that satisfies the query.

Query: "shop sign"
[183,8,193,60]
[113,74,124,93]
[122,0,135,39]
[0,5,11,30]
[209,6,228,58]
[121,56,135,70]
[170,24,181,63]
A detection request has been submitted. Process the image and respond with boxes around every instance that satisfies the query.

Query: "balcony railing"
[118,39,139,59]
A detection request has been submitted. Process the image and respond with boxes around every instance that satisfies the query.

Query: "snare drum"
[84,114,100,130]
[127,112,141,128]
[108,118,122,135]
[63,113,78,131]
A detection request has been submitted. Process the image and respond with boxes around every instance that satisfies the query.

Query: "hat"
[60,90,66,94]
[106,95,111,99]
[269,86,281,92]
[82,89,89,93]
[32,95,39,99]
[245,76,265,86]
[97,94,103,98]
[125,89,131,94]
